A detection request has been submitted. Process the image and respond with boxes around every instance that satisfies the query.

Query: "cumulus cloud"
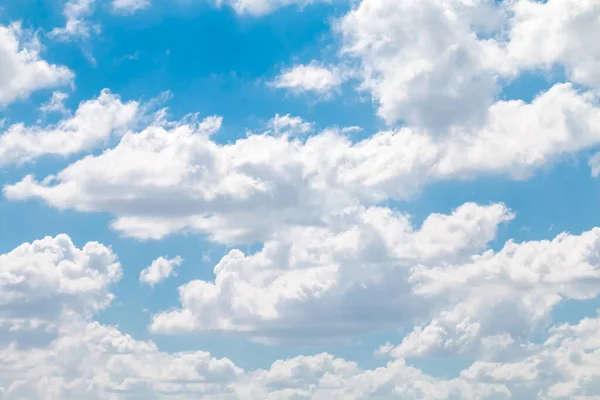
[337,0,509,129]
[507,0,600,89]
[214,0,328,16]
[386,228,600,359]
[0,319,514,400]
[267,114,314,136]
[0,89,138,166]
[333,0,600,130]
[0,235,121,341]
[272,62,343,96]
[462,314,600,399]
[0,22,73,106]
[0,234,510,400]
[140,256,183,286]
[148,202,514,341]
[5,1,600,399]
[3,234,600,399]
[5,83,600,241]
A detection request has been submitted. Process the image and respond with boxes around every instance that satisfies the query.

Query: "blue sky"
[2,0,600,399]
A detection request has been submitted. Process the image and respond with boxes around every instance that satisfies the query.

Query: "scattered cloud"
[140,256,183,286]
[111,0,150,14]
[267,114,314,136]
[0,22,73,106]
[272,62,343,97]
[49,0,99,41]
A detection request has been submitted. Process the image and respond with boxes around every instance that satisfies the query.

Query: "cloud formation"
[5,83,600,241]
[0,23,73,106]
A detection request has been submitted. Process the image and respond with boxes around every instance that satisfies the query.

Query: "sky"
[1,0,600,398]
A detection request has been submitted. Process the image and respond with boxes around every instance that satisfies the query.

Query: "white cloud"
[111,0,150,14]
[0,22,73,106]
[148,202,514,341]
[332,0,600,129]
[40,91,70,115]
[50,0,99,41]
[436,83,600,179]
[4,233,600,399]
[0,319,514,400]
[140,256,183,286]
[337,0,510,130]
[214,0,327,16]
[0,234,121,341]
[272,62,343,96]
[267,114,314,136]
[5,83,600,241]
[507,0,600,89]
[461,314,600,399]
[387,227,600,359]
[0,89,138,166]
[0,234,512,400]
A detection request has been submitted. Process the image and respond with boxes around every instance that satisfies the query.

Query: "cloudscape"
[2,0,600,398]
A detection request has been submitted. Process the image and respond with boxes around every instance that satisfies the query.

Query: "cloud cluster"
[272,62,343,96]
[3,231,600,399]
[0,89,138,166]
[0,235,121,341]
[5,82,600,241]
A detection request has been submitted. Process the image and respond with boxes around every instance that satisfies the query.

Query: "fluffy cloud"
[0,319,513,400]
[507,0,600,89]
[140,256,183,286]
[0,234,510,400]
[337,0,509,129]
[267,114,314,136]
[0,235,121,341]
[148,202,513,341]
[0,23,73,106]
[272,62,343,96]
[387,227,600,359]
[5,83,600,241]
[462,314,600,399]
[333,0,600,129]
[5,307,600,399]
[0,89,138,166]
